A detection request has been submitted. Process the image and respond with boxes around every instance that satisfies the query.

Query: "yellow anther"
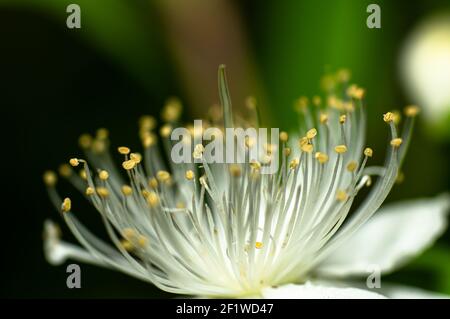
[121,185,133,196]
[78,134,93,149]
[130,152,142,164]
[99,170,109,180]
[43,170,57,187]
[404,105,420,117]
[354,87,365,99]
[96,128,109,140]
[301,143,313,153]
[156,170,171,183]
[346,161,358,172]
[336,190,348,202]
[264,143,277,155]
[91,139,106,154]
[85,187,95,196]
[185,170,195,180]
[337,68,351,82]
[312,95,322,106]
[118,146,130,155]
[58,164,72,178]
[339,114,347,124]
[383,112,395,123]
[79,169,87,180]
[69,158,79,167]
[193,144,204,159]
[327,95,338,109]
[299,136,309,147]
[334,145,348,154]
[294,96,309,112]
[137,235,148,247]
[120,239,134,252]
[364,147,373,157]
[245,136,255,148]
[289,158,299,169]
[142,134,156,148]
[162,97,182,122]
[139,115,156,131]
[315,152,329,164]
[320,112,329,124]
[61,197,71,213]
[279,131,289,142]
[96,187,109,198]
[146,191,159,207]
[284,147,291,156]
[344,102,355,112]
[390,138,403,148]
[306,128,317,139]
[229,165,241,177]
[250,160,261,171]
[321,75,336,91]
[255,242,263,249]
[148,177,158,189]
[160,124,172,138]
[176,202,186,209]
[122,228,136,239]
[122,159,136,170]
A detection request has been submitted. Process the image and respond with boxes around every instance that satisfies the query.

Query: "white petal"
[261,282,386,299]
[317,194,450,277]
[377,283,449,299]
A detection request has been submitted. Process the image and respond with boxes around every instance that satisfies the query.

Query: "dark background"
[1,0,449,298]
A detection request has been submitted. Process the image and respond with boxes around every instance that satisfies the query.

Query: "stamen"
[43,171,57,187]
[61,197,71,213]
[289,158,299,170]
[121,185,133,196]
[319,113,328,124]
[59,164,72,178]
[404,105,420,117]
[390,138,403,148]
[255,242,263,249]
[336,190,347,202]
[229,165,241,177]
[346,161,358,172]
[185,170,195,180]
[383,112,395,123]
[364,147,373,157]
[334,145,347,154]
[85,187,94,196]
[69,158,80,167]
[306,128,317,139]
[122,160,136,170]
[118,146,130,155]
[301,143,313,153]
[78,134,93,149]
[315,152,329,164]
[96,187,109,198]
[99,170,109,180]
[279,131,289,142]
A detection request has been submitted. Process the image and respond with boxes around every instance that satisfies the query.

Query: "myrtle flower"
[43,66,449,298]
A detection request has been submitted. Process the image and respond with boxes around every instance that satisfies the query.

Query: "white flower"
[42,66,447,298]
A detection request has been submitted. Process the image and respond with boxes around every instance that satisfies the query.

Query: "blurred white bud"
[400,14,450,123]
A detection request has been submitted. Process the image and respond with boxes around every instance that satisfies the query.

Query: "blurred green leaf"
[0,0,162,90]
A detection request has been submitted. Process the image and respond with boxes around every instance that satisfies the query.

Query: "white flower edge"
[316,193,450,277]
[261,282,386,299]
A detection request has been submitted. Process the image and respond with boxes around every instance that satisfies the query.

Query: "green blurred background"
[2,0,449,298]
